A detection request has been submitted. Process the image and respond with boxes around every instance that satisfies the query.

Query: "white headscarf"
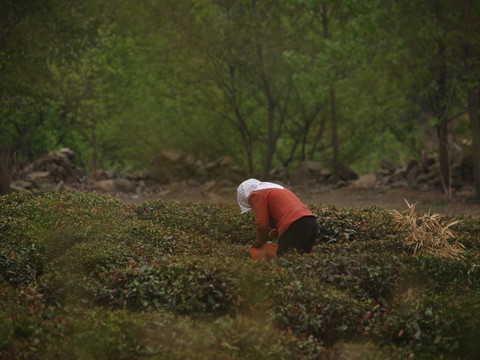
[237,178,284,214]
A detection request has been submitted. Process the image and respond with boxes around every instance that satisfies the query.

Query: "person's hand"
[252,241,263,248]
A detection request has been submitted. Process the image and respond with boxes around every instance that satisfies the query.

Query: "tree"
[0,0,120,168]
[379,0,480,196]
[160,0,300,177]
[460,0,480,199]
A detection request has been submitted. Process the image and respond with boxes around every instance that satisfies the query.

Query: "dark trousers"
[276,216,318,256]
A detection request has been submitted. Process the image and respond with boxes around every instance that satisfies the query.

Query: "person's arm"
[248,191,270,247]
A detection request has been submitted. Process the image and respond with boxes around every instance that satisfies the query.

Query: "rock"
[26,171,51,182]
[199,181,216,194]
[205,156,246,186]
[92,180,117,192]
[183,153,198,178]
[406,159,421,184]
[290,165,314,185]
[187,177,201,187]
[407,167,421,185]
[380,174,392,185]
[337,163,358,182]
[217,156,236,167]
[55,181,66,192]
[391,168,407,181]
[416,172,430,184]
[335,180,349,188]
[422,151,438,168]
[162,181,184,196]
[59,148,75,159]
[10,179,35,190]
[290,161,331,185]
[29,148,83,184]
[350,173,378,189]
[380,158,401,173]
[123,168,150,182]
[406,158,419,172]
[92,179,135,193]
[194,166,209,183]
[150,150,189,184]
[150,150,209,185]
[113,179,135,192]
[92,169,110,181]
[270,166,289,182]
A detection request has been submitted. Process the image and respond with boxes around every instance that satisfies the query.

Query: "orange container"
[249,242,277,261]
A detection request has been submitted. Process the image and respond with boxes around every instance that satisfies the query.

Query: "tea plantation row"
[1,191,479,359]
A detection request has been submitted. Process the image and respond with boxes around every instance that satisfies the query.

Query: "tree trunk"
[462,0,480,200]
[330,87,340,181]
[257,44,276,180]
[321,4,340,181]
[229,64,254,174]
[0,166,12,195]
[467,87,480,200]
[263,101,276,179]
[91,105,98,177]
[438,117,450,191]
[436,41,451,192]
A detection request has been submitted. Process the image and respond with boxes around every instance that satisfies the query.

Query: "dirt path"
[293,186,480,217]
[119,185,480,218]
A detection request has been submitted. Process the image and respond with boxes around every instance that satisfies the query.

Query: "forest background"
[1,0,480,199]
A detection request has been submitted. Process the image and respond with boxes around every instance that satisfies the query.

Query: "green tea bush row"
[91,255,273,315]
[1,190,479,359]
[135,200,256,244]
[310,205,396,244]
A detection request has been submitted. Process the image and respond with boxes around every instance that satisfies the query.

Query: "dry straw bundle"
[390,199,465,260]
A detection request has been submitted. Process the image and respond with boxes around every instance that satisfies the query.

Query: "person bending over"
[237,178,318,256]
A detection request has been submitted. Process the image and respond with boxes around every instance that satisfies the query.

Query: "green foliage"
[272,268,369,345]
[135,200,256,244]
[5,0,473,176]
[1,191,480,358]
[311,205,396,244]
[92,255,272,315]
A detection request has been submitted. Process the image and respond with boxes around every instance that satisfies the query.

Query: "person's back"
[249,187,313,242]
[237,179,318,256]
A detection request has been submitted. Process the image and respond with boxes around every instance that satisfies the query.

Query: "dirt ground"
[294,186,480,218]
[120,185,480,218]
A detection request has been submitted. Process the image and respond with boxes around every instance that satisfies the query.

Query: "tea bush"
[135,200,256,244]
[272,272,369,345]
[1,190,479,359]
[0,191,136,283]
[91,255,274,315]
[310,205,396,244]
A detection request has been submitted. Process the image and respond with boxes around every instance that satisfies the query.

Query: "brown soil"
[119,185,480,218]
[295,186,480,218]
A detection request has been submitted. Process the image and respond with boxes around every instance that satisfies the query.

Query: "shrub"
[271,257,370,345]
[92,255,274,315]
[135,200,256,244]
[0,191,137,284]
[1,190,479,359]
[0,285,72,359]
[311,205,396,244]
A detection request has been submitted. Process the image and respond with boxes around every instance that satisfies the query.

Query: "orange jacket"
[248,188,314,246]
